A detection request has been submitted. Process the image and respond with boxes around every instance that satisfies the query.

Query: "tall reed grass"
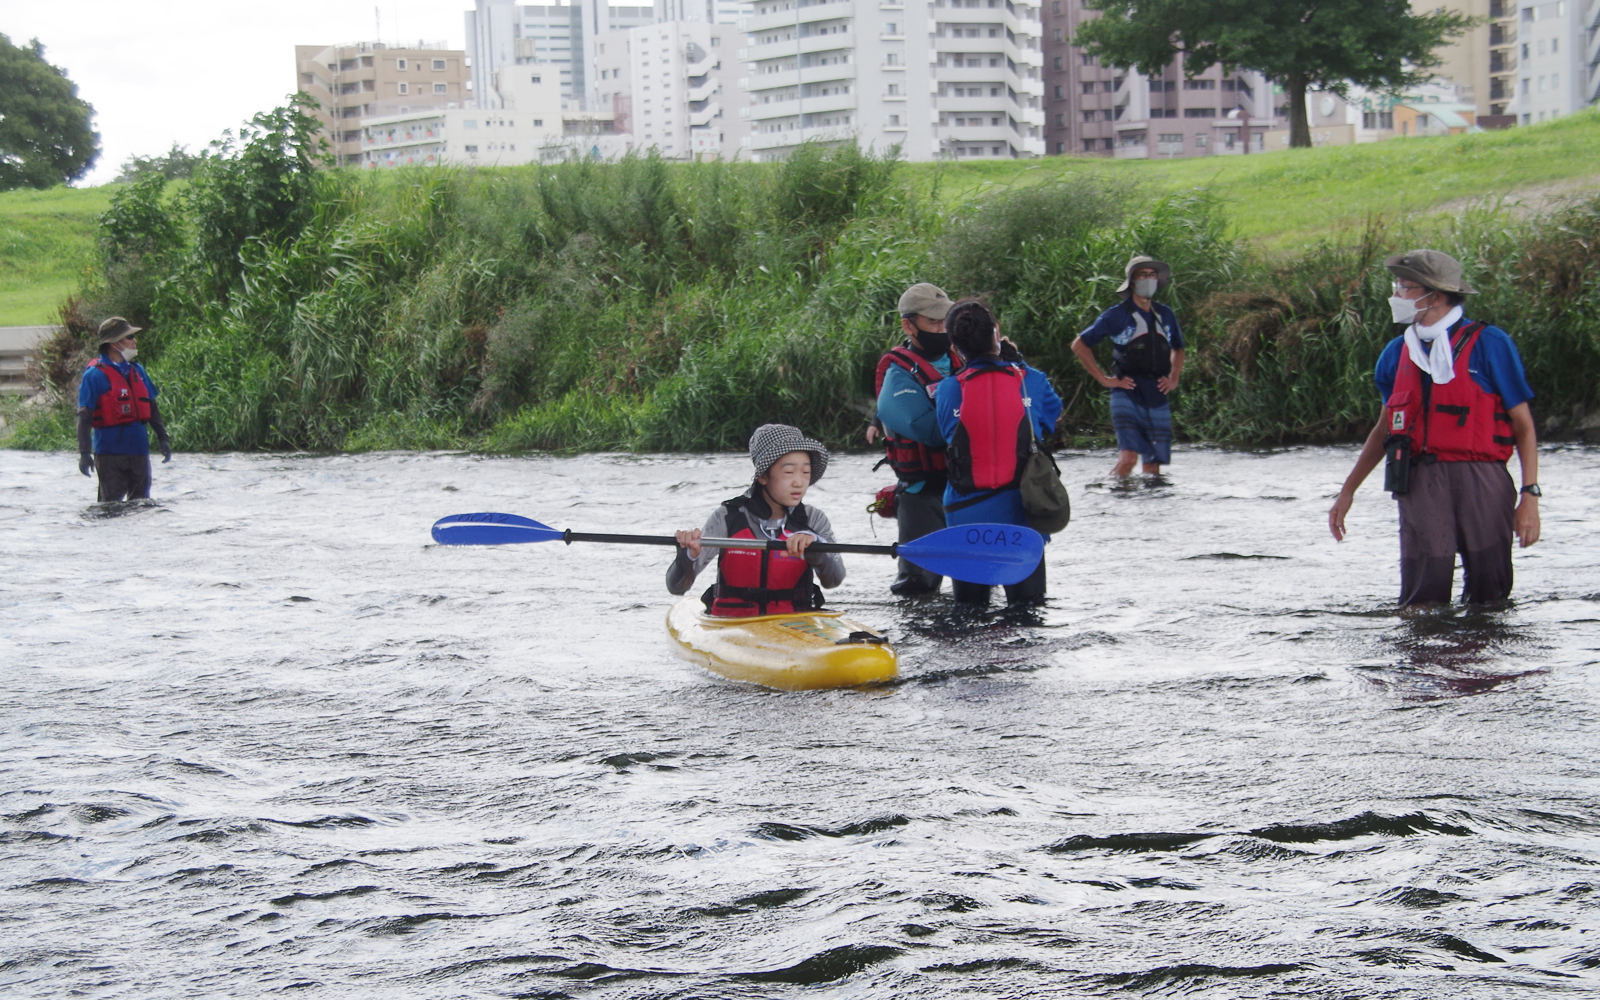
[15,127,1600,454]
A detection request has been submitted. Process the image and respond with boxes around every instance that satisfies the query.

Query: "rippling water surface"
[2,445,1598,998]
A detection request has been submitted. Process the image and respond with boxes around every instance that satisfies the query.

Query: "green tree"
[1074,1,1474,148]
[180,95,329,300]
[0,34,98,189]
[115,142,206,183]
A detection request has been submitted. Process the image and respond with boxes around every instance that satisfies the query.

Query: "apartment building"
[1514,0,1595,121]
[739,0,1045,164]
[467,0,752,111]
[295,43,469,166]
[1039,2,1276,158]
[1427,0,1519,125]
[593,21,746,157]
[361,68,569,169]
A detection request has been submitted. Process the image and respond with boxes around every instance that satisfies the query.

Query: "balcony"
[745,32,853,64]
[1490,49,1516,73]
[1489,23,1516,46]
[743,0,853,33]
[1113,143,1149,159]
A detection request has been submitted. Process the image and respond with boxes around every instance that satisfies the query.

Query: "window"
[1054,85,1063,98]
[889,114,901,125]
[531,75,541,83]
[1551,38,1558,53]
[399,83,409,94]
[464,144,478,152]
[1194,133,1208,147]
[1082,82,1096,94]
[1101,80,1114,92]
[432,59,445,70]
[1081,53,1095,65]
[1081,110,1096,122]
[1053,57,1062,70]
[1362,111,1394,129]
[464,119,478,128]
[1083,138,1097,152]
[887,83,900,95]
[1184,107,1216,118]
[886,53,899,65]
[1053,1,1061,11]
[711,37,720,46]
[1551,72,1560,88]
[433,83,447,94]
[1183,79,1216,90]
[533,119,543,127]
[885,22,897,33]
[397,58,408,70]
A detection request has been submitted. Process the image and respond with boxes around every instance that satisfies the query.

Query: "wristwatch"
[1520,484,1542,497]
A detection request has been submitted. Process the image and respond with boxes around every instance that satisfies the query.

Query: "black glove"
[79,452,95,477]
[160,438,173,463]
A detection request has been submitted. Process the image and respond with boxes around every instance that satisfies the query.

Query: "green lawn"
[911,108,1600,248]
[0,184,111,326]
[2,110,1597,326]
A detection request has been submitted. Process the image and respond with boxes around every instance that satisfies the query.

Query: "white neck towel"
[1404,304,1464,385]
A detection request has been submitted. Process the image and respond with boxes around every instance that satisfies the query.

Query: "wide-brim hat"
[748,423,829,483]
[1384,249,1476,295]
[96,316,142,345]
[1116,255,1172,297]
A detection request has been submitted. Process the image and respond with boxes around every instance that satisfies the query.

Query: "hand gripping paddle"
[430,513,1044,586]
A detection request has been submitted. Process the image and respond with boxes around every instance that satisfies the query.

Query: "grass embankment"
[0,186,112,326]
[4,110,1599,453]
[917,111,1600,247]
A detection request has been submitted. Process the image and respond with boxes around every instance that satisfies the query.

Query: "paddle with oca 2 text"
[431,513,1045,587]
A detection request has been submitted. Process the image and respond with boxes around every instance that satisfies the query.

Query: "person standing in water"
[668,424,845,617]
[76,316,172,502]
[1070,255,1185,477]
[936,300,1063,607]
[1329,249,1540,606]
[873,282,960,596]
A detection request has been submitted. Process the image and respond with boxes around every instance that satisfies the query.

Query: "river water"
[1,445,1597,998]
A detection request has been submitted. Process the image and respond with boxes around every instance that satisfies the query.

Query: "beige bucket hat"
[1116,255,1172,298]
[1384,249,1477,295]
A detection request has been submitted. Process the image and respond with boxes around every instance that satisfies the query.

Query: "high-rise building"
[594,22,746,157]
[466,0,751,111]
[739,0,1045,164]
[295,42,469,166]
[1513,0,1595,122]
[1040,3,1279,159]
[1427,0,1519,125]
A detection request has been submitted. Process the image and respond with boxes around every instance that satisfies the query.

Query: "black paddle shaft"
[562,530,897,556]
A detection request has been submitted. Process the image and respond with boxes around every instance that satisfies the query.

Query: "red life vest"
[946,361,1031,495]
[1386,321,1515,464]
[704,493,822,618]
[875,344,952,483]
[88,359,153,429]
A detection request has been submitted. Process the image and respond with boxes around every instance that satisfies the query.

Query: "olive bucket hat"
[96,316,142,345]
[1384,249,1477,295]
[1116,255,1172,297]
[749,423,829,483]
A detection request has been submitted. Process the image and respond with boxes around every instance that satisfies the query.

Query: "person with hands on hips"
[77,316,171,502]
[1328,249,1540,606]
[1071,255,1186,477]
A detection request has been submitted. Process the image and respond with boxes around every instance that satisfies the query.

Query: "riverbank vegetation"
[6,105,1600,453]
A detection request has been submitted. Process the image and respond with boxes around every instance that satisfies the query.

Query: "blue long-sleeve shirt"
[77,360,160,455]
[875,352,952,494]
[934,357,1063,526]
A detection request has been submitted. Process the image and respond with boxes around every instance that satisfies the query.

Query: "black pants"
[96,453,152,502]
[1396,460,1515,605]
[891,486,947,595]
[952,556,1047,607]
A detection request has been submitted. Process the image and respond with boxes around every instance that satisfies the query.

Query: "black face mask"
[912,331,951,358]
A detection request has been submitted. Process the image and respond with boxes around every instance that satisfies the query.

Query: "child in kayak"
[668,424,846,617]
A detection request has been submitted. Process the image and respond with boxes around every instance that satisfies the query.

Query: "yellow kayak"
[665,597,897,690]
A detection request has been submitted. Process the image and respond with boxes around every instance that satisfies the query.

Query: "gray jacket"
[666,496,846,597]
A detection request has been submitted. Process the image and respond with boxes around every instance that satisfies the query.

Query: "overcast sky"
[8,1,474,186]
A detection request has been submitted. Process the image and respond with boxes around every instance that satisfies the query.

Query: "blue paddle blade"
[899,523,1045,586]
[432,512,563,545]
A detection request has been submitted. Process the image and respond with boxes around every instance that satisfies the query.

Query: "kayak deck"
[665,598,897,690]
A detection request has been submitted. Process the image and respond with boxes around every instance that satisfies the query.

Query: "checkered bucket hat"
[748,424,829,483]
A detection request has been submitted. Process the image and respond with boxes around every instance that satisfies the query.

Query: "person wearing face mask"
[1071,255,1186,477]
[76,316,172,502]
[1328,249,1541,606]
[872,282,963,596]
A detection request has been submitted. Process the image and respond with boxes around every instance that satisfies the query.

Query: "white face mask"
[1134,278,1159,299]
[1389,290,1433,325]
[118,346,138,362]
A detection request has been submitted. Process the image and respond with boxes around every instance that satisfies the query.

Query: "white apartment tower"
[740,0,1046,163]
[468,0,752,111]
[1514,0,1598,121]
[594,22,745,157]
